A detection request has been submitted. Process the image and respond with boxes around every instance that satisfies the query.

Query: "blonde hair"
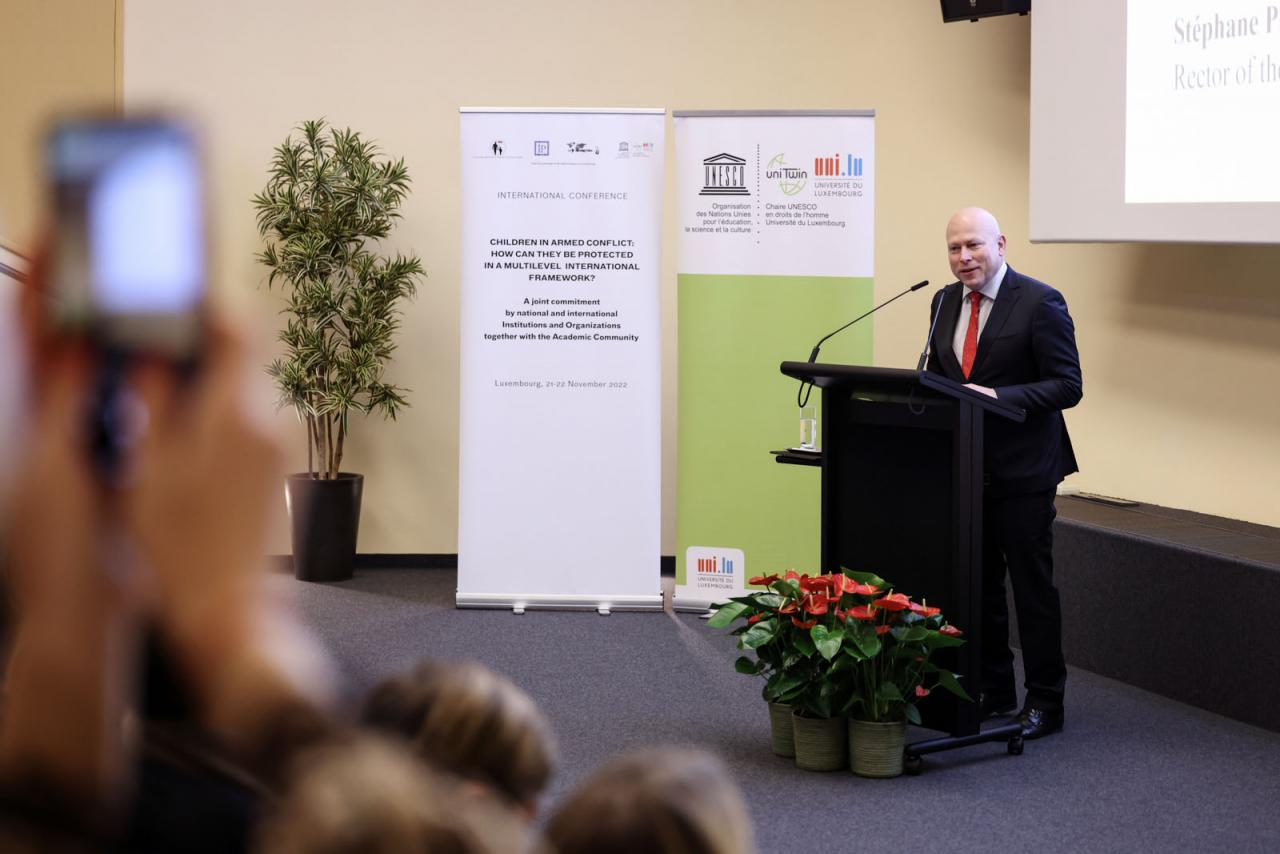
[545,748,754,854]
[254,735,534,854]
[361,660,556,810]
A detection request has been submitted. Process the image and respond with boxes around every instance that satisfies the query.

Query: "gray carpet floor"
[286,568,1280,854]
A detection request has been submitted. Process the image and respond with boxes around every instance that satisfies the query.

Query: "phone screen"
[48,118,205,356]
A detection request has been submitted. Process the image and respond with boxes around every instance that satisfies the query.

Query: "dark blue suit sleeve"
[994,289,1083,414]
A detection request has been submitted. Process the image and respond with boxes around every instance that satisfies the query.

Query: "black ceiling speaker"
[940,0,1031,23]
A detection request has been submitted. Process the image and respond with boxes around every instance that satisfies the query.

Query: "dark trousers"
[981,488,1067,710]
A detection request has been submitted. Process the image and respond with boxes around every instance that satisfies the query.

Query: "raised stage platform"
[1052,495,1280,733]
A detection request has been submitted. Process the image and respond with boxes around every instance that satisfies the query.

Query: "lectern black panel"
[821,393,980,735]
[827,403,954,602]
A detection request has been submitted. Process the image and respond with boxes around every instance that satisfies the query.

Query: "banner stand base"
[671,598,725,614]
[456,591,664,613]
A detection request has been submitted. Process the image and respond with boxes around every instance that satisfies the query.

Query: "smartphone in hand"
[45,117,208,479]
[46,116,206,360]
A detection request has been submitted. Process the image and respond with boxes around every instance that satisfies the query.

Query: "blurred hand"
[125,318,334,743]
[125,321,283,626]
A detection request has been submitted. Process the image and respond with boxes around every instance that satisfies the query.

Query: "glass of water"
[799,405,817,450]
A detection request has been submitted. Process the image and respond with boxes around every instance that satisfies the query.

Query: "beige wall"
[0,0,118,247]
[4,1,1278,556]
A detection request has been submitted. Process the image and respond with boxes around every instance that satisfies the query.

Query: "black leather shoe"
[979,692,1018,720]
[1018,706,1064,740]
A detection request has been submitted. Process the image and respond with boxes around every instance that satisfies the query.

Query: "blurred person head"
[544,748,754,854]
[361,660,555,817]
[254,735,535,854]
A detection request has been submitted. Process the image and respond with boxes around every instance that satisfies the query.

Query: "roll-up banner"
[673,111,876,612]
[457,108,664,612]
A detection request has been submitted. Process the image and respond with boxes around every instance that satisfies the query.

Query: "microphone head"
[910,279,929,291]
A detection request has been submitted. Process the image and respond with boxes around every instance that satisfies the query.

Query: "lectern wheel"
[904,754,923,775]
[1007,736,1024,756]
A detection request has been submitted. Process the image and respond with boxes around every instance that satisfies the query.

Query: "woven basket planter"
[792,712,847,771]
[767,702,795,757]
[848,718,907,778]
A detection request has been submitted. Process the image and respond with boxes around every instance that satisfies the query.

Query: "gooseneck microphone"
[806,279,930,364]
[917,286,946,372]
[797,279,929,407]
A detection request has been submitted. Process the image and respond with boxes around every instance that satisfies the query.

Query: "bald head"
[946,207,1006,290]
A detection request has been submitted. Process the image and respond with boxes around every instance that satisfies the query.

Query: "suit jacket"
[925,266,1082,496]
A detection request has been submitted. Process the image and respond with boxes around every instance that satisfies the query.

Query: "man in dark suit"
[925,207,1082,739]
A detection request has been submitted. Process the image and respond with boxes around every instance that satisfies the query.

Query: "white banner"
[673,110,876,612]
[457,109,664,611]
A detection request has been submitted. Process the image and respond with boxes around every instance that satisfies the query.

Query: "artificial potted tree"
[253,119,424,582]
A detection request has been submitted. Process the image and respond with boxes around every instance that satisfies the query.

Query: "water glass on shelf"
[799,405,817,450]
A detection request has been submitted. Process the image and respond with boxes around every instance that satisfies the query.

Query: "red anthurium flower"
[939,624,963,637]
[873,593,911,611]
[791,617,817,629]
[778,601,798,615]
[841,577,880,596]
[747,613,767,625]
[875,625,892,635]
[748,574,781,586]
[784,569,801,582]
[834,608,848,621]
[801,594,829,615]
[915,685,931,698]
[847,605,876,621]
[799,575,829,593]
[909,601,941,617]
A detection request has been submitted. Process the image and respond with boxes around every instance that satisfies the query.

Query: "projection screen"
[1030,0,1280,243]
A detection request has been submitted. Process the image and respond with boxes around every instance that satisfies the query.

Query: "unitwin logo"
[814,153,863,178]
[765,153,807,195]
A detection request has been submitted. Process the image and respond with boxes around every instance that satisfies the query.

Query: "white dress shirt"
[951,261,1008,368]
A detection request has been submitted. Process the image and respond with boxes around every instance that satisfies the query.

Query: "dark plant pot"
[791,712,847,772]
[767,702,796,757]
[848,718,906,778]
[286,473,363,582]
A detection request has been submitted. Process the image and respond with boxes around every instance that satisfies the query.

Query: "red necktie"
[961,290,982,379]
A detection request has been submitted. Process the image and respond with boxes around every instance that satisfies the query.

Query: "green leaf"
[876,683,903,703]
[925,632,967,649]
[933,669,974,702]
[770,579,801,598]
[734,656,763,675]
[852,625,882,658]
[891,626,929,643]
[707,601,750,628]
[741,620,778,649]
[905,703,923,725]
[811,626,845,661]
[765,672,805,702]
[792,631,817,657]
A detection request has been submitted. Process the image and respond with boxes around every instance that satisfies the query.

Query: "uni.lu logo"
[814,154,863,178]
[697,556,734,575]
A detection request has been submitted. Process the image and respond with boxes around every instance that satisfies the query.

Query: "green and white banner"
[673,110,875,611]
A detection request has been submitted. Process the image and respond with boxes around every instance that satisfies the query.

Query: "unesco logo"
[699,153,750,196]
